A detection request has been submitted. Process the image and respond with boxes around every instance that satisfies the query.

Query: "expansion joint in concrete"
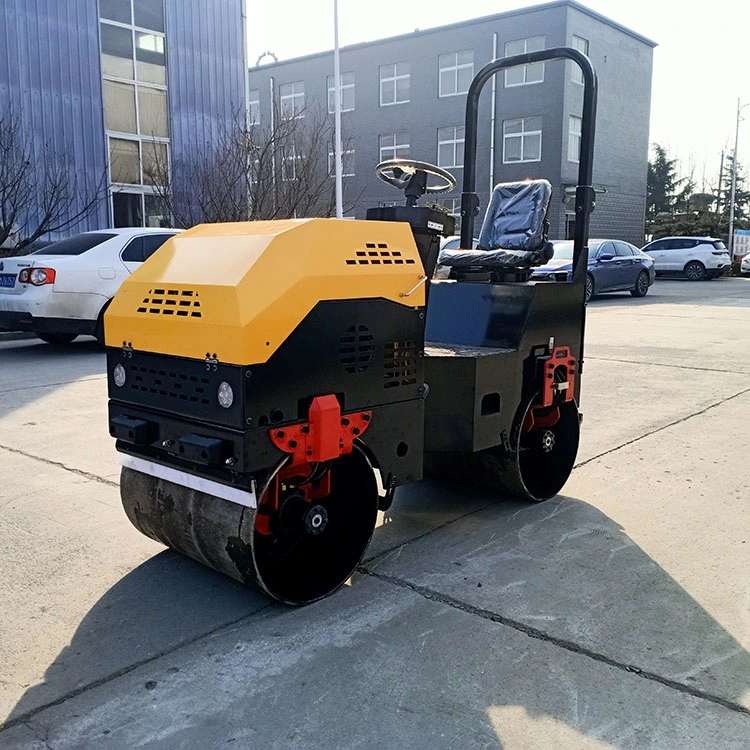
[360,568,750,719]
[575,385,750,469]
[0,443,119,488]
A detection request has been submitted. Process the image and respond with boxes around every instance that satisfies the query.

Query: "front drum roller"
[120,446,379,605]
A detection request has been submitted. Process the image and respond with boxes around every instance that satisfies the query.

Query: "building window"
[100,0,131,25]
[437,126,464,168]
[504,36,545,87]
[100,0,169,227]
[280,81,305,119]
[108,136,168,186]
[281,146,302,181]
[100,23,134,79]
[327,72,355,113]
[379,133,409,162]
[328,150,356,177]
[568,115,582,162]
[571,35,589,84]
[439,50,473,97]
[380,62,410,106]
[113,192,143,227]
[436,197,462,231]
[102,80,137,133]
[135,31,166,85]
[503,117,542,163]
[248,89,260,126]
[133,0,165,33]
[109,138,141,184]
[138,86,168,137]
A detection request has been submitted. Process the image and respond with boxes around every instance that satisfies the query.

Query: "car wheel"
[630,270,650,297]
[684,260,706,281]
[585,274,594,304]
[37,333,77,345]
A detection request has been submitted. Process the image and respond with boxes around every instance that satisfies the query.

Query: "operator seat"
[438,179,554,273]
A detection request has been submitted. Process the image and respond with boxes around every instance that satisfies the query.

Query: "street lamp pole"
[333,0,343,219]
[727,98,747,262]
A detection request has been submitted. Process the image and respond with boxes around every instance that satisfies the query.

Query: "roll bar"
[459,47,598,281]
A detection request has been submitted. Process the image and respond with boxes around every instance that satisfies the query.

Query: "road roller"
[105,48,597,604]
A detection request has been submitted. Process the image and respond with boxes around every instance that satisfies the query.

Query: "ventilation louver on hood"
[137,289,202,317]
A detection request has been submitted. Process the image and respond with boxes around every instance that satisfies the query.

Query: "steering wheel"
[375,159,456,194]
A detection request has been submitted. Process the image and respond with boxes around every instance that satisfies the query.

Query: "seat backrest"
[477,179,552,252]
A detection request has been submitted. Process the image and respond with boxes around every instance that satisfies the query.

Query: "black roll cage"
[459,47,598,285]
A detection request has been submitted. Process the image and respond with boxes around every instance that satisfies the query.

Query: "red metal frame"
[522,346,576,434]
[256,395,373,535]
[540,346,576,408]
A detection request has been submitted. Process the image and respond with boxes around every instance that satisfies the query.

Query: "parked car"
[434,235,479,278]
[439,235,479,252]
[0,228,181,344]
[531,239,655,303]
[640,236,730,281]
[740,253,750,276]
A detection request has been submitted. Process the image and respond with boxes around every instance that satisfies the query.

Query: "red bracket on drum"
[540,346,576,408]
[268,394,372,464]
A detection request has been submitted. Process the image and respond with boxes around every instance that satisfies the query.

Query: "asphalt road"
[1,278,749,748]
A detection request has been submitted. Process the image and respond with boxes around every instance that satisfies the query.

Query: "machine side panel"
[517,282,585,403]
[424,347,518,453]
[245,299,426,423]
[423,354,478,452]
[424,279,586,455]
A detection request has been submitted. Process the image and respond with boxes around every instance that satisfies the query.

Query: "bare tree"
[147,103,360,227]
[0,108,106,252]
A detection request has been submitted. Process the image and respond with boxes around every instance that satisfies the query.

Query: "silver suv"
[641,236,730,281]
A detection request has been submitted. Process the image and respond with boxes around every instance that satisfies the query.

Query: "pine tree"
[647,144,679,221]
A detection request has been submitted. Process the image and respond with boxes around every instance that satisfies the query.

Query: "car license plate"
[0,273,16,289]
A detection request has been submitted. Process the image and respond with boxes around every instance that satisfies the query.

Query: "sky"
[246,0,750,191]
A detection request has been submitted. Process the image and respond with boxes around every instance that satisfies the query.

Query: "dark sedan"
[531,239,655,302]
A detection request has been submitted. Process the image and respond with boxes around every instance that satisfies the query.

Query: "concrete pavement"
[0,278,748,748]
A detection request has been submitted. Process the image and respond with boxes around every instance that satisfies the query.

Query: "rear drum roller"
[120,446,379,605]
[456,394,580,502]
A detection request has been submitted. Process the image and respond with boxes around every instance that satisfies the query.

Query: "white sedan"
[741,253,750,276]
[0,228,180,344]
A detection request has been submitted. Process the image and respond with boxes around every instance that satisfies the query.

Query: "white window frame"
[328,149,356,177]
[438,50,473,97]
[434,197,462,233]
[568,115,581,163]
[379,62,410,106]
[280,81,305,119]
[504,36,545,87]
[107,133,169,185]
[571,35,589,84]
[379,133,409,162]
[327,72,355,113]
[248,88,260,125]
[502,117,542,164]
[281,145,303,181]
[437,126,464,168]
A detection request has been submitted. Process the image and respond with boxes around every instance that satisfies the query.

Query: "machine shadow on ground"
[4,481,748,744]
